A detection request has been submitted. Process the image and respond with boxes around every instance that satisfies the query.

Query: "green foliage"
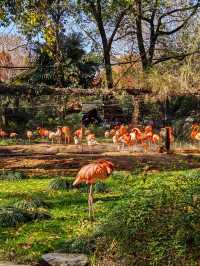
[14,197,46,210]
[64,113,82,130]
[0,195,50,228]
[49,177,72,190]
[0,207,27,227]
[91,173,200,265]
[0,171,26,181]
[182,169,200,179]
[1,170,200,264]
[14,33,97,88]
[94,182,111,193]
[77,182,110,193]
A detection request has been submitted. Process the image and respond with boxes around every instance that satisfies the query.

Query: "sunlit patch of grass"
[0,139,20,146]
[0,170,200,265]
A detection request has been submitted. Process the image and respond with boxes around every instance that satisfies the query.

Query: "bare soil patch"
[0,144,199,176]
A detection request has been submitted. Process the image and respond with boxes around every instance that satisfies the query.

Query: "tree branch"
[8,44,27,51]
[152,50,200,65]
[156,2,200,34]
[108,9,128,49]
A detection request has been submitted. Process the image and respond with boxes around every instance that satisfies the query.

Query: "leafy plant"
[94,182,110,193]
[77,182,110,193]
[183,169,200,179]
[0,207,27,227]
[49,177,72,190]
[14,197,46,210]
[0,171,26,181]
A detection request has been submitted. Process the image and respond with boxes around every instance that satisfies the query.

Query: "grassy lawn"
[0,169,200,265]
[0,173,123,263]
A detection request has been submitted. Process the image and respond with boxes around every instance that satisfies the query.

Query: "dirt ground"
[0,144,200,176]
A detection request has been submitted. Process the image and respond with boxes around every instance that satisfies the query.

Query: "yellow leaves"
[0,8,5,21]
[25,10,42,27]
[184,205,193,213]
[43,24,56,49]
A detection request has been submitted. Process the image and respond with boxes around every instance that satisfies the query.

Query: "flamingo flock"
[103,124,174,152]
[1,123,200,150]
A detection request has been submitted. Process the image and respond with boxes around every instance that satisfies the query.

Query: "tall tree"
[124,0,200,70]
[77,0,129,88]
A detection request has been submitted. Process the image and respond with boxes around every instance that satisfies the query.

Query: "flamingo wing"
[73,160,114,186]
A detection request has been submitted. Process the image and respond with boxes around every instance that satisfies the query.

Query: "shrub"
[14,197,46,210]
[0,171,26,181]
[0,207,27,227]
[49,177,72,190]
[1,197,50,227]
[77,182,110,193]
[94,182,110,193]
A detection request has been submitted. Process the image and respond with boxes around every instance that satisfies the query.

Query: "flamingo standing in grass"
[73,160,114,219]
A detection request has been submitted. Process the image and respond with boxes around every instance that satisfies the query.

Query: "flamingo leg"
[88,184,94,220]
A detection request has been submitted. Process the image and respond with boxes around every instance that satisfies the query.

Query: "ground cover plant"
[0,169,200,265]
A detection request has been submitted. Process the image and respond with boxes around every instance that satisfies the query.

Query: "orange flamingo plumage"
[191,124,200,141]
[62,126,71,144]
[73,160,114,219]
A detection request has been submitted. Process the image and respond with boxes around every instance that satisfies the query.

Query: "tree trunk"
[165,127,171,153]
[135,0,149,71]
[1,108,7,127]
[132,96,140,125]
[104,48,113,89]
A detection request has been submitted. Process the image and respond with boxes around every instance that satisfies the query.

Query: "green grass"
[0,170,200,265]
[0,139,20,146]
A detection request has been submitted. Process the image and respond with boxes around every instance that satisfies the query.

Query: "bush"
[14,197,46,210]
[94,182,110,193]
[49,177,72,190]
[77,182,110,193]
[1,197,50,227]
[0,171,26,181]
[0,207,27,227]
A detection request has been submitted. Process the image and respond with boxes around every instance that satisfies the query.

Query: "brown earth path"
[0,144,199,176]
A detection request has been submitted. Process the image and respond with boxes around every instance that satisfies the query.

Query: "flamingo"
[55,126,62,144]
[152,134,160,144]
[10,132,18,139]
[120,133,134,152]
[112,133,120,151]
[132,128,143,144]
[74,135,80,145]
[86,133,99,153]
[104,130,110,138]
[62,126,71,144]
[26,130,33,144]
[73,160,114,219]
[48,131,57,144]
[191,124,200,141]
[0,129,8,139]
[109,129,116,137]
[119,124,127,137]
[74,128,83,142]
[37,127,49,139]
